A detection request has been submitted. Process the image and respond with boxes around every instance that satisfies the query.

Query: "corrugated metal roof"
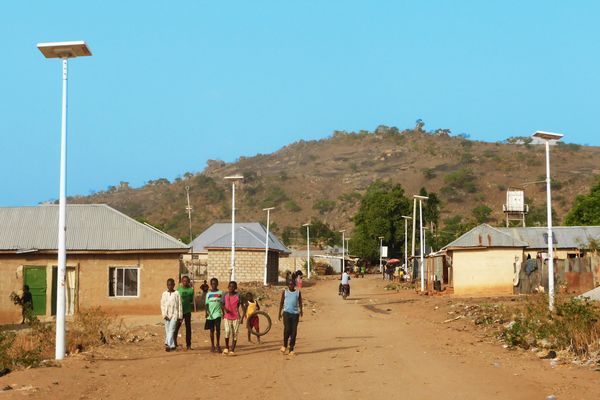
[496,226,600,249]
[0,204,189,251]
[444,224,529,249]
[191,222,290,254]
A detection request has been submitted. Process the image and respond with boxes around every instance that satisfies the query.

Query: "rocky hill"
[68,126,600,245]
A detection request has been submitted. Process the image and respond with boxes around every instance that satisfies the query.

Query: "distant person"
[339,268,351,296]
[223,281,241,355]
[174,276,194,350]
[204,278,225,353]
[360,265,366,278]
[278,279,303,356]
[20,285,33,324]
[295,270,303,290]
[200,279,209,309]
[161,278,183,352]
[242,292,261,344]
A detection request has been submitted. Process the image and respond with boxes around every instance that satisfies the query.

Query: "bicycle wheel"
[247,311,272,337]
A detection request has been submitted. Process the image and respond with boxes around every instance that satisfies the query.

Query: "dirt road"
[1,276,599,399]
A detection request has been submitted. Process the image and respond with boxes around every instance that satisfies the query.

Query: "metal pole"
[263,208,271,286]
[411,198,417,276]
[379,237,383,275]
[419,199,425,292]
[404,220,408,270]
[185,186,196,311]
[545,140,555,311]
[231,181,236,281]
[341,231,345,277]
[306,225,311,279]
[55,58,68,360]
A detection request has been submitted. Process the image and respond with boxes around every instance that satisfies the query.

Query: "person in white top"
[339,269,351,296]
[161,278,183,352]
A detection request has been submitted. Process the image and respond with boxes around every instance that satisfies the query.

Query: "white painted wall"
[452,248,523,295]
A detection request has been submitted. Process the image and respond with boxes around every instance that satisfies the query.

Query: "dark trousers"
[283,312,299,351]
[174,312,192,348]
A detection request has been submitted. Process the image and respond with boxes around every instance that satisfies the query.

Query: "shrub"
[284,200,301,212]
[422,168,436,180]
[443,168,477,193]
[313,199,336,215]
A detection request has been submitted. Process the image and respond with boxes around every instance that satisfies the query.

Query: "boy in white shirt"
[161,278,183,352]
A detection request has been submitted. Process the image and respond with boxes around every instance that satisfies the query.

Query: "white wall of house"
[451,248,523,295]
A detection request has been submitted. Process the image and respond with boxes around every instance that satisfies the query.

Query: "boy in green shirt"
[174,276,195,350]
[204,277,225,353]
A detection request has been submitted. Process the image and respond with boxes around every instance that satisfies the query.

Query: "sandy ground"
[1,276,599,400]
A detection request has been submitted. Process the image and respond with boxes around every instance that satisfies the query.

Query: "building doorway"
[23,266,47,316]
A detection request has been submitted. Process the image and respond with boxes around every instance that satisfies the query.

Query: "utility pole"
[185,186,196,312]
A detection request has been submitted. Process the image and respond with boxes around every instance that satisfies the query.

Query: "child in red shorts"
[242,292,261,344]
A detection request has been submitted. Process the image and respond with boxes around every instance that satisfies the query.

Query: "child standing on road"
[161,278,183,352]
[204,278,225,353]
[278,279,303,356]
[174,276,194,350]
[223,281,241,355]
[241,292,261,344]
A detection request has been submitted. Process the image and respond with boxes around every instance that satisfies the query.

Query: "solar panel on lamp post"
[532,131,564,311]
[302,223,311,279]
[37,41,92,361]
[262,207,275,286]
[224,175,244,281]
[414,195,429,292]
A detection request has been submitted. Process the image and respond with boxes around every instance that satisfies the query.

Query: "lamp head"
[532,131,564,141]
[37,41,92,58]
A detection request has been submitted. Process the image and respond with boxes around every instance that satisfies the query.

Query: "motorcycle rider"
[338,268,351,296]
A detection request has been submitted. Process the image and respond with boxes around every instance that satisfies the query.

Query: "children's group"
[160,272,303,356]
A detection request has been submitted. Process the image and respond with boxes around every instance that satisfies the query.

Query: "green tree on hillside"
[565,177,600,225]
[350,181,411,262]
[472,204,493,223]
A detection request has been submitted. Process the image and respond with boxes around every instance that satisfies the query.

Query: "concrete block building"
[191,223,290,284]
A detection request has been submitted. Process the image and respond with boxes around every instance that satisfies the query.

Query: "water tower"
[502,187,529,227]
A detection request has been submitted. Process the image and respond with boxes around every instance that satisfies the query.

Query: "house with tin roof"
[191,222,290,284]
[0,204,189,323]
[439,224,600,296]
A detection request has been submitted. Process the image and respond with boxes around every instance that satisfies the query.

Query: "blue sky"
[1,1,599,206]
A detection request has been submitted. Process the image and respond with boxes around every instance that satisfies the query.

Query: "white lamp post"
[224,175,244,281]
[414,195,429,292]
[378,236,384,276]
[37,41,92,361]
[402,216,412,274]
[303,222,311,279]
[262,207,275,286]
[339,229,346,277]
[532,131,564,311]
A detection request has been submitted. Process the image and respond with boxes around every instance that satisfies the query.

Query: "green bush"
[313,199,336,215]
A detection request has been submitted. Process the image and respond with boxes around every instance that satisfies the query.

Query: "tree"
[472,204,492,223]
[565,177,600,225]
[299,219,340,247]
[350,181,411,262]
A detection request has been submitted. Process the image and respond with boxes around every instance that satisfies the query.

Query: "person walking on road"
[204,278,225,353]
[161,278,183,352]
[223,281,241,355]
[174,276,194,350]
[278,280,303,356]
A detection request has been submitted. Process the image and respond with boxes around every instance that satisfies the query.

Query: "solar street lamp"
[402,216,412,275]
[37,40,92,361]
[378,236,385,276]
[224,175,244,281]
[339,229,346,277]
[532,130,564,311]
[414,195,429,292]
[262,207,275,286]
[302,223,311,279]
